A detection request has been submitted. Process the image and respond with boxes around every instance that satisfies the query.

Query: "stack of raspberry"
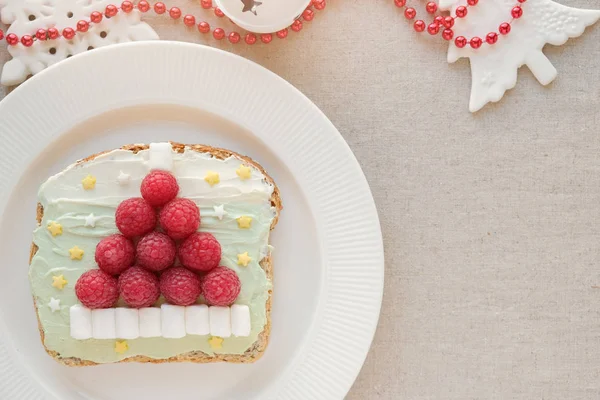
[75,170,241,310]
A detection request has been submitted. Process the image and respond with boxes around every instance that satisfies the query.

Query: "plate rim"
[0,41,384,399]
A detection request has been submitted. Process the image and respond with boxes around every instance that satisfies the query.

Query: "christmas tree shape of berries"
[75,170,241,309]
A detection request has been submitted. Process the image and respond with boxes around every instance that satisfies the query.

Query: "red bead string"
[394,0,527,49]
[0,0,326,47]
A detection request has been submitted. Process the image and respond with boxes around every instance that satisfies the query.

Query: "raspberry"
[178,232,221,272]
[201,266,241,306]
[136,232,177,272]
[95,234,135,275]
[75,269,119,309]
[140,170,179,207]
[115,197,157,238]
[159,267,201,306]
[159,198,200,240]
[118,266,160,308]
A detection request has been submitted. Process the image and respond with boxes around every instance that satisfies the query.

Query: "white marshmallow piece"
[230,304,251,337]
[185,305,210,335]
[91,308,116,339]
[139,307,162,338]
[115,308,139,339]
[148,142,173,172]
[161,304,186,339]
[209,306,231,338]
[70,305,92,340]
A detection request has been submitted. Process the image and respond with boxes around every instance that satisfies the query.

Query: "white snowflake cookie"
[439,0,600,112]
[0,0,159,86]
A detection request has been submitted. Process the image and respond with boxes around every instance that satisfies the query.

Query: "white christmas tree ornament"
[0,0,159,86]
[439,0,600,112]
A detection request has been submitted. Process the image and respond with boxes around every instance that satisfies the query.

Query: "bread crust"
[30,142,282,366]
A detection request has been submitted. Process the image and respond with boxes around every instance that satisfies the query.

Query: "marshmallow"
[185,305,210,335]
[161,304,186,339]
[115,308,139,339]
[91,308,116,339]
[148,142,173,171]
[209,306,231,338]
[70,305,92,340]
[139,307,162,338]
[231,304,251,337]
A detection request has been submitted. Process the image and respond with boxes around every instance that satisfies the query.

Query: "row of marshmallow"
[70,304,251,340]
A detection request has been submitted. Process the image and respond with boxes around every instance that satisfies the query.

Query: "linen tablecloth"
[1,1,599,398]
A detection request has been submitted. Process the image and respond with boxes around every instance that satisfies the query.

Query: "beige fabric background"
[1,1,600,398]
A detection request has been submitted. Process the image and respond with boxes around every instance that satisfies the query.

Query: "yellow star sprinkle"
[47,221,63,237]
[237,252,252,267]
[208,336,223,350]
[81,174,97,190]
[52,275,68,290]
[236,164,252,180]
[204,171,220,186]
[69,246,84,260]
[115,340,128,354]
[236,216,252,229]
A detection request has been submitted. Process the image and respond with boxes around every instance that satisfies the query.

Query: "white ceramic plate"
[0,42,384,400]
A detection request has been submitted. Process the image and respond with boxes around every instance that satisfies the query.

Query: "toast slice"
[29,142,281,366]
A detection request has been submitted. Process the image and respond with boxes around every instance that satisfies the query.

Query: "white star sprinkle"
[48,297,61,313]
[213,205,227,220]
[84,213,98,228]
[117,171,131,186]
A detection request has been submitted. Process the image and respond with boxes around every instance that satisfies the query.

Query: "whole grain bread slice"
[30,142,282,366]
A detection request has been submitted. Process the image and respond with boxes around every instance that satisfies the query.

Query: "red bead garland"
[228,31,240,44]
[198,21,210,34]
[455,6,468,18]
[442,29,453,41]
[260,33,272,44]
[499,22,511,35]
[6,33,18,46]
[0,0,326,47]
[138,1,150,13]
[0,0,524,50]
[105,4,118,17]
[21,35,33,47]
[62,27,75,40]
[154,3,166,15]
[169,7,181,19]
[314,0,326,11]
[90,11,103,23]
[276,28,289,39]
[245,33,256,44]
[486,32,498,45]
[426,2,437,14]
[414,20,426,32]
[122,1,134,13]
[443,16,454,29]
[77,20,90,32]
[395,0,526,50]
[212,27,225,40]
[48,28,59,40]
[35,29,46,41]
[183,14,196,27]
[427,22,439,35]
[302,9,314,21]
[469,36,482,49]
[455,36,467,48]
